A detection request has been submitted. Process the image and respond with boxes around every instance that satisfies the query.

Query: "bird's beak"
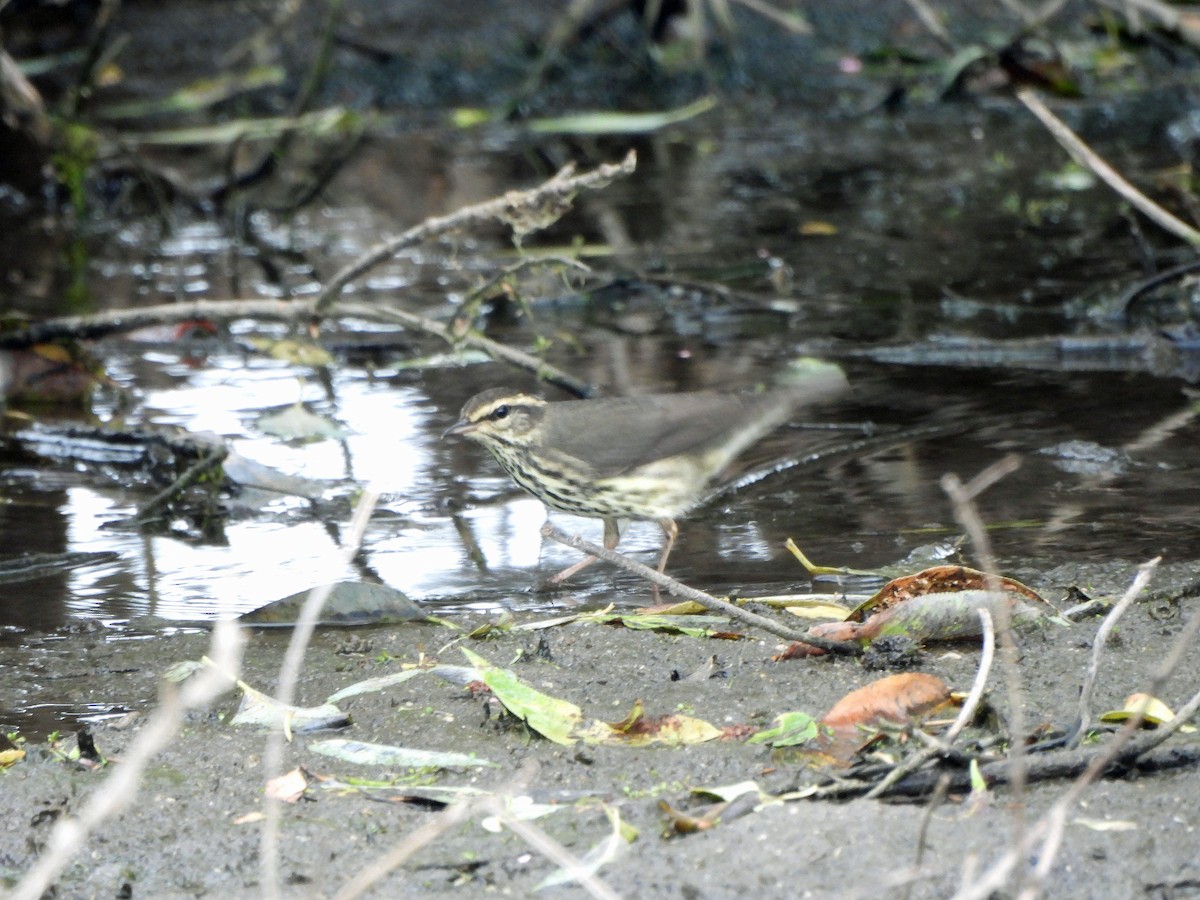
[443,419,475,439]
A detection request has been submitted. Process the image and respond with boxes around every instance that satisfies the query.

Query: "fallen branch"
[312,151,638,314]
[540,522,860,651]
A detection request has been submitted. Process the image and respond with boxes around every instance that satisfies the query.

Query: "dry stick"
[956,562,1200,900]
[312,151,638,315]
[260,490,380,900]
[1067,558,1161,749]
[1016,87,1200,246]
[12,619,246,900]
[946,606,997,743]
[940,456,1028,889]
[482,797,623,900]
[901,774,953,900]
[339,302,593,398]
[540,523,860,652]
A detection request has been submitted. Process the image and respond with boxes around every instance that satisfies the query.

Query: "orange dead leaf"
[821,673,952,731]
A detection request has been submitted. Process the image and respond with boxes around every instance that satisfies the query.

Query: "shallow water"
[2,113,1198,734]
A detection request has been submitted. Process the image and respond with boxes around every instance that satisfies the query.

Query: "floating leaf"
[257,403,347,441]
[247,337,334,367]
[309,738,495,770]
[124,107,355,146]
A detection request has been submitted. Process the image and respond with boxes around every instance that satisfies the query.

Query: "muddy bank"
[3,556,1200,897]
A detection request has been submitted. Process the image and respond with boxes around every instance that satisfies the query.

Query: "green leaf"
[462,648,583,745]
[747,712,820,747]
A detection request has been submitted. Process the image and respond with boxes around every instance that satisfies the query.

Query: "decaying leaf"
[802,673,955,765]
[463,649,720,747]
[820,673,952,730]
[309,738,495,770]
[1099,693,1197,733]
[777,563,1062,659]
[847,565,1053,622]
[230,683,350,733]
[265,767,309,803]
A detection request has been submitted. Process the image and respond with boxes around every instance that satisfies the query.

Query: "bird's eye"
[491,405,509,420]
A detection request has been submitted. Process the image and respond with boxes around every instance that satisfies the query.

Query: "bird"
[444,361,848,584]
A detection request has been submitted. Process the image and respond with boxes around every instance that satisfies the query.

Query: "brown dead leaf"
[821,673,952,730]
[265,767,309,803]
[848,565,1051,622]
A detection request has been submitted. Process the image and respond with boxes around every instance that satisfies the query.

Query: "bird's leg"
[655,518,679,573]
[546,517,622,584]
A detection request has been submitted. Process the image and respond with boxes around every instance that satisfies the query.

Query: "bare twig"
[955,562,1199,900]
[1016,87,1200,246]
[260,490,380,899]
[946,606,996,743]
[940,456,1027,889]
[540,522,860,651]
[12,619,245,900]
[339,302,594,398]
[312,151,638,314]
[1067,558,1161,749]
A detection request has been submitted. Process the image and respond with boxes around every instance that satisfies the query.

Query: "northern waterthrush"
[445,362,848,584]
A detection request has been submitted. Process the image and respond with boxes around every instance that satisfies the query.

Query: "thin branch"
[946,606,996,743]
[312,151,638,314]
[1067,557,1160,749]
[1016,87,1200,246]
[12,619,245,900]
[260,490,380,899]
[540,522,860,651]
